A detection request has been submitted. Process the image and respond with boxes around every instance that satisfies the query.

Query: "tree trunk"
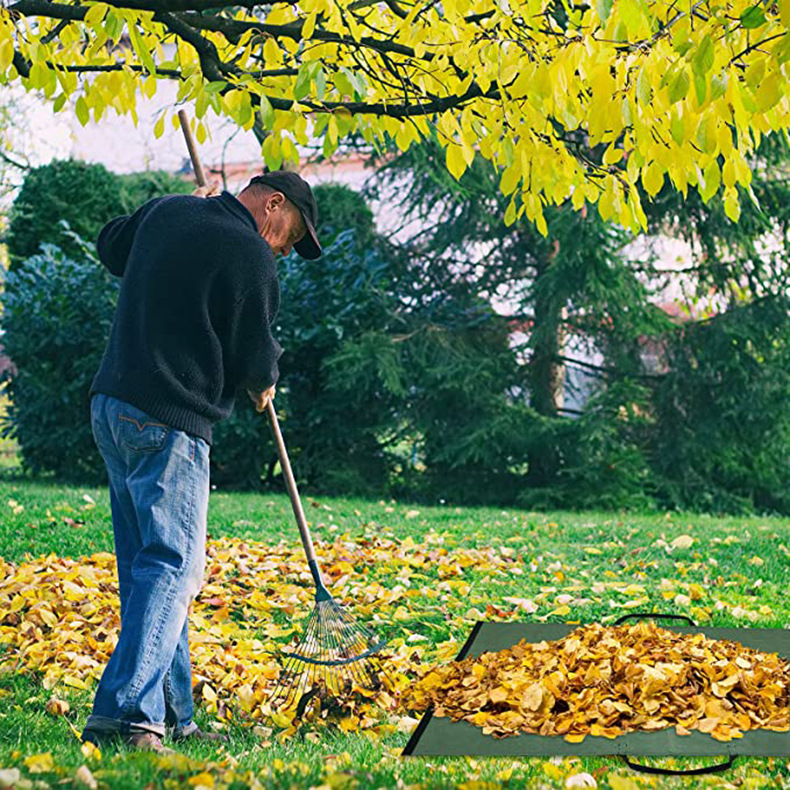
[527,241,566,486]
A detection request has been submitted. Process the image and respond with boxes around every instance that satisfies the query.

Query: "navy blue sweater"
[90,191,281,445]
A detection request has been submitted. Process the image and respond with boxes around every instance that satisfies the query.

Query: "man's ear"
[267,192,285,211]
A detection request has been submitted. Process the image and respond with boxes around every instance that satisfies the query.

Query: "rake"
[264,400,388,711]
[178,111,388,713]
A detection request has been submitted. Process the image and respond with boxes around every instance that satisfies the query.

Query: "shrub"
[210,228,401,492]
[1,240,118,481]
[2,168,193,481]
[518,379,657,511]
[7,159,124,266]
[7,160,193,268]
[117,170,192,211]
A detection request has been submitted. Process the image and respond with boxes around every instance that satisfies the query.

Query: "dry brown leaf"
[45,698,70,716]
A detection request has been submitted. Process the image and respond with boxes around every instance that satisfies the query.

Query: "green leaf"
[740,5,766,27]
[204,81,227,94]
[691,35,714,76]
[710,72,728,100]
[693,71,707,104]
[314,67,327,101]
[636,69,651,105]
[339,66,366,100]
[153,113,165,138]
[128,25,155,75]
[700,159,721,202]
[104,10,123,41]
[333,69,354,98]
[322,132,337,159]
[723,189,741,221]
[75,96,89,126]
[259,94,275,129]
[668,69,690,103]
[294,63,313,101]
[596,0,613,23]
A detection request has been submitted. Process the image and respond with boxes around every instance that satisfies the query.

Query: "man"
[80,171,321,754]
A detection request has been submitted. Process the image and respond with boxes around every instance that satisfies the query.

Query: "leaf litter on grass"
[1,527,788,788]
[0,533,509,740]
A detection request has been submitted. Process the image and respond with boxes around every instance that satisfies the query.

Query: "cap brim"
[294,218,321,260]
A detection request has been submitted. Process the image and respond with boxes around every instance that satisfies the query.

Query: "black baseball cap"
[248,171,321,260]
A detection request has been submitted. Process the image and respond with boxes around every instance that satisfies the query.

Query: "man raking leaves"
[180,117,389,720]
[81,163,321,754]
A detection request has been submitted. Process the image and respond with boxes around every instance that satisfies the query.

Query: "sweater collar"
[219,190,259,233]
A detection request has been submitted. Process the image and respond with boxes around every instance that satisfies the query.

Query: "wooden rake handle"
[177,108,323,574]
[177,110,208,187]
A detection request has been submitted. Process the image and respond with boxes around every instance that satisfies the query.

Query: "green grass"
[1,477,789,789]
[0,391,20,472]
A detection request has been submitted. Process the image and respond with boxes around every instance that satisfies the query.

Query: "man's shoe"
[81,729,175,755]
[123,732,176,754]
[172,727,229,744]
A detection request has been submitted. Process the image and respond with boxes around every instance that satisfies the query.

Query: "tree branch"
[179,11,420,59]
[11,0,297,14]
[155,10,230,82]
[11,0,497,118]
[12,50,30,78]
[0,148,31,171]
[62,63,183,77]
[556,354,663,380]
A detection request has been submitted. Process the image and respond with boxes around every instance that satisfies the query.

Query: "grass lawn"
[1,475,789,789]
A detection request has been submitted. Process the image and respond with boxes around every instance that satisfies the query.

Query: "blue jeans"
[83,393,210,739]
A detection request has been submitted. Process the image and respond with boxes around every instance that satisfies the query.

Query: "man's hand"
[248,385,276,413]
[192,182,221,198]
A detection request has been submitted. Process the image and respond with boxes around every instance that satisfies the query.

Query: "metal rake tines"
[269,599,388,711]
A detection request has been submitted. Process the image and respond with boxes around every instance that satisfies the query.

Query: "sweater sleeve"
[96,197,166,277]
[227,250,283,393]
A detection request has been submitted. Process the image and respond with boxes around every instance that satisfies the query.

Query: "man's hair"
[239,178,278,201]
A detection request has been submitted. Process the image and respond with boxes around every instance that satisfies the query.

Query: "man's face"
[260,192,307,256]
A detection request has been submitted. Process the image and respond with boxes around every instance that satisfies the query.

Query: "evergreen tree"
[368,137,667,490]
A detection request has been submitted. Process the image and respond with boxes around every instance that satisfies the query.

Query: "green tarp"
[403,621,790,759]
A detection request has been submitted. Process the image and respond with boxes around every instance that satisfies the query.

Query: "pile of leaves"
[409,621,790,743]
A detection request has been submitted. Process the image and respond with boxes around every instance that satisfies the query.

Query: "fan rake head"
[270,597,388,714]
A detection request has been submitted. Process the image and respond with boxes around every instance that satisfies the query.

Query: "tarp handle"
[620,753,735,775]
[614,612,697,626]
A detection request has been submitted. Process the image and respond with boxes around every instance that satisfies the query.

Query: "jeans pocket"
[117,409,171,453]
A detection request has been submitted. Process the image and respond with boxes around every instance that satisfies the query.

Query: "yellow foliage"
[1,0,788,234]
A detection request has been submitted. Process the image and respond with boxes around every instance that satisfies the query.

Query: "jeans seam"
[118,414,168,431]
[118,469,198,721]
[117,413,171,454]
[164,668,174,724]
[118,583,178,720]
